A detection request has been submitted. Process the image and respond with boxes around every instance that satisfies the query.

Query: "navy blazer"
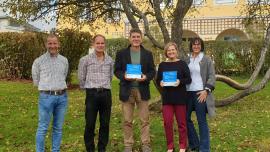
[114,45,156,101]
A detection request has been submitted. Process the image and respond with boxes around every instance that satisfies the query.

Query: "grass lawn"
[0,77,270,152]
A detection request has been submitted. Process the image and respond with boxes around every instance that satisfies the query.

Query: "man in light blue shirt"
[32,34,69,152]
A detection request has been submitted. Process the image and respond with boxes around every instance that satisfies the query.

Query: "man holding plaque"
[114,28,155,152]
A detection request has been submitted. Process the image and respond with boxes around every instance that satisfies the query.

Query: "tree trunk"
[216,66,270,107]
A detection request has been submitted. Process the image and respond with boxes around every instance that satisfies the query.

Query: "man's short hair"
[47,33,59,41]
[129,28,142,37]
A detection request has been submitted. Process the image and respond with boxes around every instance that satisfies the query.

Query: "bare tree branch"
[120,0,139,28]
[171,0,192,57]
[128,0,164,49]
[216,66,270,107]
[152,0,170,43]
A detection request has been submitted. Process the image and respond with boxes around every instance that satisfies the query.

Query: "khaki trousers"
[122,88,150,147]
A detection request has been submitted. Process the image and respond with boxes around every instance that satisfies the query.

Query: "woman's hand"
[174,79,180,87]
[197,90,208,103]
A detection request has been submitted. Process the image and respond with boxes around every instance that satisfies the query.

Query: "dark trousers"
[187,91,210,152]
[84,89,112,152]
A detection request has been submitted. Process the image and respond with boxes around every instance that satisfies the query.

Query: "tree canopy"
[1,0,270,106]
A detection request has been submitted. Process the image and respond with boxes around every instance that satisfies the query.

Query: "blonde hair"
[93,34,106,42]
[164,42,178,58]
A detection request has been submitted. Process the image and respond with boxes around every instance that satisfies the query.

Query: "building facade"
[57,0,270,41]
[0,16,40,32]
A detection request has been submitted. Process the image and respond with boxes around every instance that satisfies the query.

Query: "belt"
[87,88,110,93]
[40,90,66,96]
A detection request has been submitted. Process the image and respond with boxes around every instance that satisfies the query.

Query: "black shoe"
[187,147,199,152]
[98,149,106,152]
[191,147,199,152]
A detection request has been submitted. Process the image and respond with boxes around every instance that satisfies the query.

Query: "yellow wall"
[57,0,257,40]
[57,17,125,38]
[187,0,247,18]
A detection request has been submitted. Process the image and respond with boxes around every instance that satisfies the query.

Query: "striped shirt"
[78,52,114,89]
[32,52,69,91]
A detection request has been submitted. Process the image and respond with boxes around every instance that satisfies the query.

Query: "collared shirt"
[130,49,141,88]
[32,52,69,91]
[187,52,204,91]
[78,52,114,89]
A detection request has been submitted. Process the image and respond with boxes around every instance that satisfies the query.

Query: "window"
[215,0,236,4]
[193,0,204,6]
[9,20,20,27]
[224,35,240,41]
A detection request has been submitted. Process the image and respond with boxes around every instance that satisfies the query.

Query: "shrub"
[0,32,269,81]
[57,29,92,82]
[0,30,92,82]
[106,39,269,75]
[0,32,46,79]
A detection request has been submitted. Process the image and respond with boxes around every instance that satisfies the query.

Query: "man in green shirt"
[114,28,156,152]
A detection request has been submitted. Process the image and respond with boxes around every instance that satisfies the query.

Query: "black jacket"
[114,45,156,101]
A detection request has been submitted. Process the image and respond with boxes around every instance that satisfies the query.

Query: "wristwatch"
[205,88,211,94]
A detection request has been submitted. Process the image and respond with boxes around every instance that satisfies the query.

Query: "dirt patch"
[67,84,80,90]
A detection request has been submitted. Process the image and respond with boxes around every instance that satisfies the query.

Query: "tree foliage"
[1,0,123,23]
[1,0,270,106]
[1,0,193,51]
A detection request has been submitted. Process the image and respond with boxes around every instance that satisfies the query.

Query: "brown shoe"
[142,145,152,152]
[123,147,132,152]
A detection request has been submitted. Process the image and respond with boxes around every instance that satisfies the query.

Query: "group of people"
[31,28,216,152]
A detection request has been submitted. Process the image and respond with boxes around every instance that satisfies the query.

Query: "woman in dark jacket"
[186,37,216,152]
[156,42,191,152]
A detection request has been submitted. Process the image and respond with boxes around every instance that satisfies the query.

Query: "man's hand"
[137,74,147,82]
[160,80,164,87]
[124,73,136,81]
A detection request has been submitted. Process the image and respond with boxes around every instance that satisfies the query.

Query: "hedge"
[0,32,269,82]
[0,30,92,82]
[104,38,270,75]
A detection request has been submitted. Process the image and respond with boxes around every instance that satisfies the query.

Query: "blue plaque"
[163,71,177,86]
[126,64,142,79]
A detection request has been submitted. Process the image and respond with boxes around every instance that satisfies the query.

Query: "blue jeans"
[187,91,210,152]
[36,92,68,152]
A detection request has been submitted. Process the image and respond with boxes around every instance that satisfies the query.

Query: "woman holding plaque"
[156,42,191,152]
[186,37,216,152]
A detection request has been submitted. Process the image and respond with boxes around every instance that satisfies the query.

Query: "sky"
[0,0,56,32]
